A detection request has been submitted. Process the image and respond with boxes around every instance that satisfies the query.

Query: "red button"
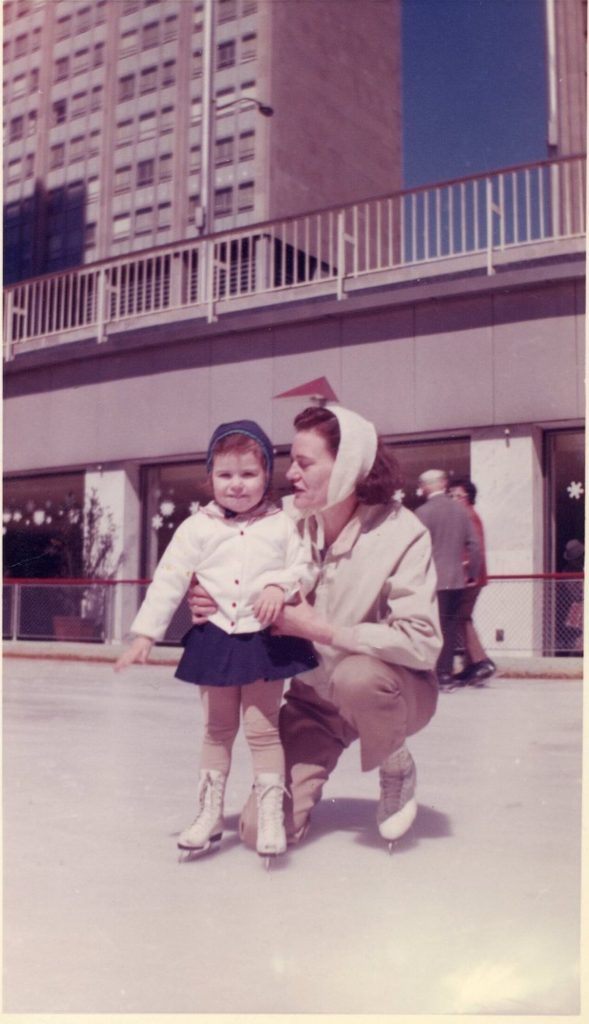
[230,621,235,627]
[234,579,239,585]
[231,602,237,608]
[240,530,245,536]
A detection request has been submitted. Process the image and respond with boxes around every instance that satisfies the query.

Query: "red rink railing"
[2,573,584,657]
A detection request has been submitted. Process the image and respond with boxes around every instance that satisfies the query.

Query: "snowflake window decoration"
[151,513,164,530]
[159,500,175,518]
[567,481,584,501]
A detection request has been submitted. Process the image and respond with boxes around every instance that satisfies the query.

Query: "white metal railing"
[2,574,584,657]
[3,154,586,359]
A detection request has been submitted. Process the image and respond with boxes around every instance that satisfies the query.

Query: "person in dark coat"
[415,470,481,689]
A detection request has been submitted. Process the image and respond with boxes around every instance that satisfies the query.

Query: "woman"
[190,404,441,849]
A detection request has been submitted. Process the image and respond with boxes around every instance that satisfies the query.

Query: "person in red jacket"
[449,478,496,685]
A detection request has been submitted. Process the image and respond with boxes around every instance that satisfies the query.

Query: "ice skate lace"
[379,758,416,816]
[257,781,289,841]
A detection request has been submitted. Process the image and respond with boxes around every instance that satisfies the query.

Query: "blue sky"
[402,0,548,187]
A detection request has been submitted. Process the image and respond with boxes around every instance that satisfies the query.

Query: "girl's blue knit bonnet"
[206,419,274,480]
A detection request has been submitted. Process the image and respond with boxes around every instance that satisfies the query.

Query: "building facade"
[3,0,402,282]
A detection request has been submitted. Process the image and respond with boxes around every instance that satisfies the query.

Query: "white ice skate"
[177,769,227,858]
[376,744,417,852]
[254,773,288,869]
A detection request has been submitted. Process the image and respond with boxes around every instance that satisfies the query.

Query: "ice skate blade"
[177,832,222,861]
[257,851,285,870]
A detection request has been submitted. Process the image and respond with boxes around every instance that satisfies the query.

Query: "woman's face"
[287,429,336,512]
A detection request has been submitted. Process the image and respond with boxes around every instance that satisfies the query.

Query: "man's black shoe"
[438,673,457,691]
[466,659,496,686]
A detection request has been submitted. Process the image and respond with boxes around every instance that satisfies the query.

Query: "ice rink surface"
[2,655,584,1017]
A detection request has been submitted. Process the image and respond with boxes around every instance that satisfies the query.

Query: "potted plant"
[51,488,123,640]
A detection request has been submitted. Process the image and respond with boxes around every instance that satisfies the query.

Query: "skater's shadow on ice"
[303,798,451,852]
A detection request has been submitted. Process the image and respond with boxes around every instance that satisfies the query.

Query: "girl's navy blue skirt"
[175,621,319,687]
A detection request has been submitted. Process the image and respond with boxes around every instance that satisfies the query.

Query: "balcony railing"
[3,154,586,360]
[2,574,584,658]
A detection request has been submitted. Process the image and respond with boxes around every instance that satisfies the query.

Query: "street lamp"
[199,0,273,236]
[200,96,274,235]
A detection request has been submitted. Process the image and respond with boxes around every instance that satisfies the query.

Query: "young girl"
[115,419,317,860]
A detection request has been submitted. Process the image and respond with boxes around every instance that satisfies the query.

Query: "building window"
[113,213,131,238]
[137,158,155,187]
[135,207,153,234]
[90,86,103,111]
[163,15,178,40]
[85,222,97,248]
[88,176,99,197]
[76,6,92,32]
[73,49,91,74]
[31,26,41,50]
[55,57,69,81]
[122,0,140,13]
[142,22,159,49]
[157,202,171,227]
[24,152,34,177]
[218,0,237,22]
[114,165,132,191]
[138,111,156,137]
[214,187,232,216]
[56,15,71,39]
[241,33,256,61]
[12,73,26,97]
[162,61,175,87]
[119,75,135,102]
[159,153,173,180]
[9,116,24,142]
[93,43,105,67]
[116,119,133,143]
[7,159,21,183]
[140,66,158,94]
[215,136,234,165]
[71,92,87,118]
[29,67,39,92]
[192,49,203,77]
[70,136,85,162]
[238,129,255,160]
[237,181,254,211]
[52,99,68,125]
[96,2,107,25]
[161,105,174,132]
[120,29,139,55]
[88,129,100,156]
[189,145,201,170]
[217,40,236,69]
[14,33,27,58]
[49,143,65,169]
[27,110,37,136]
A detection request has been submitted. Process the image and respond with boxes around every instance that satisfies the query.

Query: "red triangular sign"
[273,376,338,401]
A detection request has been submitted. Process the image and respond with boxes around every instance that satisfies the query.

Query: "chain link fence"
[2,575,584,657]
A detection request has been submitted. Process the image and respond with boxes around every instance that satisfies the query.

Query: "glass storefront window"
[387,436,470,510]
[3,472,84,579]
[546,429,585,571]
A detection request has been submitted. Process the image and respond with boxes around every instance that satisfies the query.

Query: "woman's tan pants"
[239,654,438,848]
[200,679,285,776]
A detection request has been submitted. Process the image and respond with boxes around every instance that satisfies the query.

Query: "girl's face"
[286,429,336,512]
[211,450,267,513]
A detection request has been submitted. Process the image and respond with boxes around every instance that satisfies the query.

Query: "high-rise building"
[3,0,402,284]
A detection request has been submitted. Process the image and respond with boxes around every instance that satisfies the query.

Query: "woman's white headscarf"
[323,404,378,511]
[293,404,378,553]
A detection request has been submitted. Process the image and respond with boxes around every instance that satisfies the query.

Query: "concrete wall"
[4,277,585,473]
